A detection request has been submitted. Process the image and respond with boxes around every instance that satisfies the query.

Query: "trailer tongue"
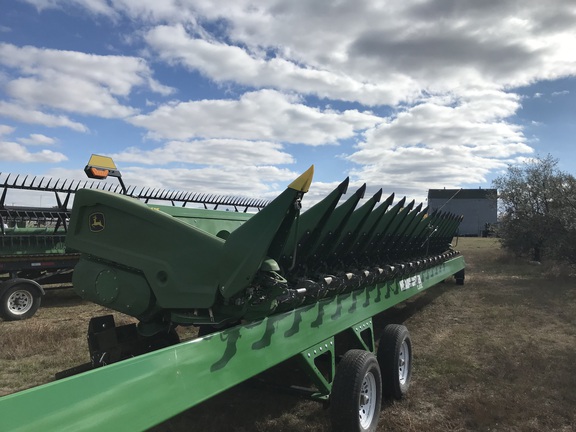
[0,163,465,432]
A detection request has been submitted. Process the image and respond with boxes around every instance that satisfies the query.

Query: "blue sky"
[0,0,575,207]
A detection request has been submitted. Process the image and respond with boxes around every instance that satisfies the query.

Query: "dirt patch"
[1,237,575,431]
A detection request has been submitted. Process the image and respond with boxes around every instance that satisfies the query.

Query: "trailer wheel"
[0,281,43,321]
[377,324,412,399]
[330,350,382,432]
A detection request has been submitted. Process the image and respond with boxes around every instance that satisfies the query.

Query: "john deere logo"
[89,212,105,232]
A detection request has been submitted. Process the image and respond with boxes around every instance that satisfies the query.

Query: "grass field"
[1,238,575,431]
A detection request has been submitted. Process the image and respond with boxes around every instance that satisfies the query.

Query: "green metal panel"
[67,189,225,311]
[308,184,366,264]
[361,197,406,256]
[150,204,252,238]
[350,318,375,353]
[279,178,349,269]
[0,256,464,432]
[297,336,336,398]
[218,167,313,299]
[346,193,394,258]
[329,189,382,263]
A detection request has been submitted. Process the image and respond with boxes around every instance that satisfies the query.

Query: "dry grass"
[1,238,575,431]
[0,290,129,396]
[376,238,576,432]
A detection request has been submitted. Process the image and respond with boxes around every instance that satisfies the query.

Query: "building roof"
[427,188,497,200]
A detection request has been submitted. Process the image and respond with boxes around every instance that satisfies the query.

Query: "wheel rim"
[398,339,410,385]
[7,290,34,315]
[359,371,377,429]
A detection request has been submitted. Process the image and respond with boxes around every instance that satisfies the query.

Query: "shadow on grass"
[40,288,86,309]
[149,378,331,432]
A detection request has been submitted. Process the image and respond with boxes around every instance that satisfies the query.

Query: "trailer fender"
[0,278,44,321]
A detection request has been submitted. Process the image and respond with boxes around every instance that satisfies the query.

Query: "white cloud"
[6,0,576,197]
[0,140,67,163]
[0,101,88,131]
[144,24,417,106]
[18,133,57,146]
[118,0,573,195]
[16,1,576,102]
[181,0,576,92]
[0,124,65,165]
[22,0,117,18]
[112,139,294,166]
[0,43,173,119]
[128,89,382,144]
[359,91,525,151]
[347,89,534,197]
[0,125,15,136]
[7,75,136,118]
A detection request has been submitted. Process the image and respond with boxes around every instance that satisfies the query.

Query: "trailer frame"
[0,254,465,432]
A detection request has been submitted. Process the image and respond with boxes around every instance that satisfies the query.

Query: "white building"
[427,188,497,237]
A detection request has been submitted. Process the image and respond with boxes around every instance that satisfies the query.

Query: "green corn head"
[66,166,462,334]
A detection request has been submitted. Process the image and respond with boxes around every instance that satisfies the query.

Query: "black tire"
[330,350,382,432]
[0,281,43,321]
[377,324,412,399]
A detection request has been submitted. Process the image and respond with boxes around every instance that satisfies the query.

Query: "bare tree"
[492,155,576,262]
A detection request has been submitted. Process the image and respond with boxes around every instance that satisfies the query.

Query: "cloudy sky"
[0,0,575,207]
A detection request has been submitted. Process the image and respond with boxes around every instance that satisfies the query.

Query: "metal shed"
[427,188,497,236]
